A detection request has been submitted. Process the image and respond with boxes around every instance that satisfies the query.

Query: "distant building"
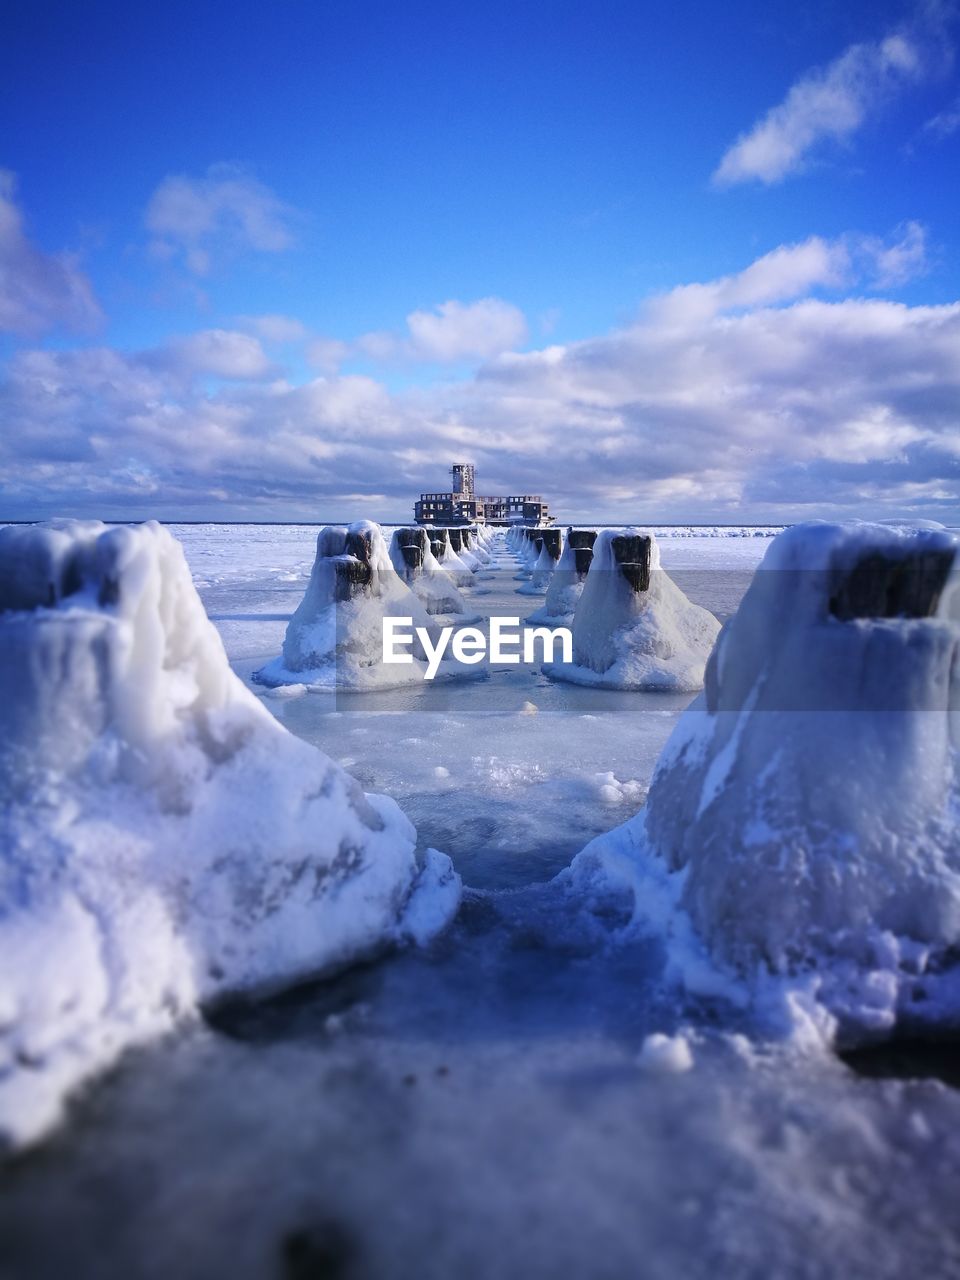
[414,464,553,526]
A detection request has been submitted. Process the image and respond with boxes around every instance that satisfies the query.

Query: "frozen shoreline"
[2,522,959,1279]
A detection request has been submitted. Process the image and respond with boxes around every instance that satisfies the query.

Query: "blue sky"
[1,0,958,522]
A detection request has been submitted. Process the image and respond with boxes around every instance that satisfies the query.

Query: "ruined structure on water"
[415,463,553,527]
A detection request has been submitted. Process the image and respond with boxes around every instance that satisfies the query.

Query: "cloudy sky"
[1,0,959,523]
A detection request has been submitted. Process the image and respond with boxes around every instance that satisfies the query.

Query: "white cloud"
[237,313,307,343]
[315,296,529,368]
[404,297,528,361]
[922,92,960,137]
[2,234,957,522]
[857,220,928,287]
[160,329,275,381]
[714,14,950,186]
[0,171,102,337]
[648,225,926,324]
[306,336,350,372]
[145,164,298,276]
[649,236,850,325]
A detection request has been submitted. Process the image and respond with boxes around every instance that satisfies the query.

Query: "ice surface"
[569,521,960,1044]
[6,521,960,1277]
[0,520,460,1150]
[545,528,721,690]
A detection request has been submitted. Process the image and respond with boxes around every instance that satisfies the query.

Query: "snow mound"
[255,521,439,690]
[0,520,461,1150]
[529,529,596,623]
[544,529,721,690]
[518,528,563,595]
[430,530,473,587]
[463,527,492,566]
[567,521,960,1044]
[447,527,481,572]
[389,528,471,617]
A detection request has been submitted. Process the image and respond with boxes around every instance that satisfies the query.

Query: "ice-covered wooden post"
[394,527,426,574]
[541,528,562,564]
[333,525,374,601]
[610,533,652,593]
[567,528,598,579]
[828,548,954,620]
[0,520,462,1153]
[447,528,464,553]
[571,521,960,1019]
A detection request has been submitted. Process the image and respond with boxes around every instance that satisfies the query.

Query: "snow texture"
[255,521,440,690]
[568,521,960,1044]
[528,531,593,624]
[0,520,461,1150]
[517,529,563,596]
[432,530,474,587]
[545,528,721,690]
[388,528,471,617]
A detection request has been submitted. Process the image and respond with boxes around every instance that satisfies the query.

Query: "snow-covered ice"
[3,519,960,1279]
[528,528,596,624]
[0,520,460,1150]
[544,528,721,690]
[388,526,473,617]
[517,527,563,595]
[430,528,474,587]
[255,521,445,690]
[568,520,960,1044]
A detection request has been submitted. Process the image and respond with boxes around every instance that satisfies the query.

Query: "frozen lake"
[2,524,959,1280]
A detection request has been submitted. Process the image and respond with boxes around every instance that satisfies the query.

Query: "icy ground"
[2,524,959,1280]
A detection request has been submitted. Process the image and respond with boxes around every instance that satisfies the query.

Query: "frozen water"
[388,527,472,617]
[254,521,446,689]
[3,520,960,1278]
[545,529,722,690]
[570,521,960,1044]
[528,529,595,624]
[0,520,460,1149]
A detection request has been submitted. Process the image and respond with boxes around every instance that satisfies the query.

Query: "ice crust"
[517,530,563,595]
[388,528,471,617]
[432,530,474,587]
[567,521,960,1043]
[255,521,443,690]
[545,529,721,690]
[0,520,460,1149]
[528,534,591,624]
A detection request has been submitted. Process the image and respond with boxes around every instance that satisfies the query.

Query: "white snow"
[388,527,472,618]
[255,521,443,690]
[544,528,721,690]
[0,519,460,1150]
[5,520,960,1277]
[432,529,474,587]
[568,520,960,1044]
[517,529,563,595]
[528,531,592,624]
